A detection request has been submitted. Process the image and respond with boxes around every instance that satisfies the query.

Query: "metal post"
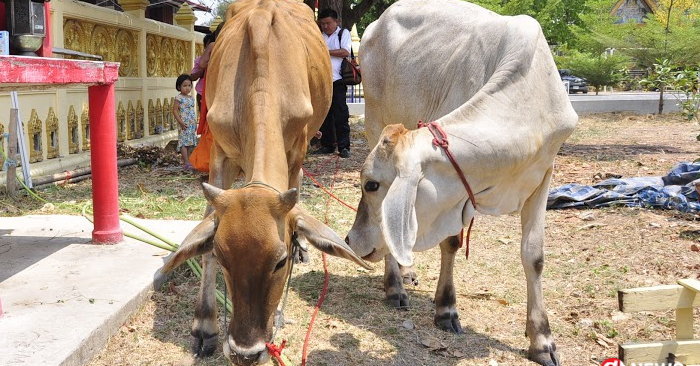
[7,109,18,197]
[88,83,122,244]
[10,91,32,188]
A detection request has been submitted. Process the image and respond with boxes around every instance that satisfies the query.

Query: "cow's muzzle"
[223,335,270,365]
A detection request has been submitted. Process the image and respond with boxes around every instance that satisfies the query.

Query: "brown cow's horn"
[202,183,224,203]
[279,188,298,210]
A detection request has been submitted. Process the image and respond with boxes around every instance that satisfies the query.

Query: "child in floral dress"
[173,74,197,170]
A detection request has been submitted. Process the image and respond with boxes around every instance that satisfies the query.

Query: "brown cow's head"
[162,183,370,365]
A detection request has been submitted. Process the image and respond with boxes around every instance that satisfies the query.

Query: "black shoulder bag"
[337,29,361,85]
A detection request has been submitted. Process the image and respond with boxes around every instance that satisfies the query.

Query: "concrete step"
[0,215,198,366]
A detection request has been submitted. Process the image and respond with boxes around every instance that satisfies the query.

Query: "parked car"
[559,69,588,94]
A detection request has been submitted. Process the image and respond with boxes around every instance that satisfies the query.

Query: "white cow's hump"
[361,0,556,130]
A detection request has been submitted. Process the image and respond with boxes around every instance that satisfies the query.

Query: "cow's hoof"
[191,332,218,358]
[529,344,559,366]
[402,270,419,286]
[386,293,409,310]
[434,312,463,334]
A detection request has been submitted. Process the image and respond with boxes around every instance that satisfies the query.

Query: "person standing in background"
[314,8,352,158]
[191,33,214,112]
[173,74,197,171]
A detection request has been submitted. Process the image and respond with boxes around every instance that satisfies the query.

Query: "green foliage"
[640,59,676,91]
[620,15,700,68]
[674,67,700,121]
[214,0,234,19]
[556,50,629,95]
[573,0,630,54]
[356,0,397,35]
[576,0,700,68]
[641,59,678,114]
[642,59,700,142]
[470,0,589,46]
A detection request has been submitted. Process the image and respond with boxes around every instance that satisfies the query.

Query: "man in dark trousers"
[314,8,351,158]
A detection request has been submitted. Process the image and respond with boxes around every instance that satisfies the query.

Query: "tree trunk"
[658,87,665,115]
[304,0,378,32]
[319,0,344,18]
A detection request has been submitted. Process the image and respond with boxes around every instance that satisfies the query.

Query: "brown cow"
[161,1,370,365]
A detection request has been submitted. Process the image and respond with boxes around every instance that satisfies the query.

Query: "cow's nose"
[230,350,266,366]
[224,335,269,365]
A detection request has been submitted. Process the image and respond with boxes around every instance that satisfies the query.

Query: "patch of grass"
[594,320,619,339]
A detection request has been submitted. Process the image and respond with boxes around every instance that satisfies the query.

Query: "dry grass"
[12,113,700,366]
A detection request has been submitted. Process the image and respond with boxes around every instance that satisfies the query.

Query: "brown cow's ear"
[202,183,224,204]
[279,188,298,212]
[161,213,217,272]
[292,208,372,270]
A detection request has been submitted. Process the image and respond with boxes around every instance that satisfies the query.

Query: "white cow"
[345,1,577,365]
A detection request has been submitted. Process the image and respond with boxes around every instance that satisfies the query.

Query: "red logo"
[601,359,624,366]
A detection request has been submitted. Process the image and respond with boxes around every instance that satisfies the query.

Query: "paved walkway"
[0,215,197,366]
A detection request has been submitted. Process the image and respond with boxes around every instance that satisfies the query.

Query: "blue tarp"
[547,162,700,213]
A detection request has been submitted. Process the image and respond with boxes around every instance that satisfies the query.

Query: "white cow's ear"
[161,213,217,272]
[292,209,372,269]
[381,174,419,266]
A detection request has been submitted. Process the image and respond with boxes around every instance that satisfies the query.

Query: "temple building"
[612,0,657,24]
[0,0,211,180]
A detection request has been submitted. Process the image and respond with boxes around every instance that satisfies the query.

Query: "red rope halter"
[265,340,287,366]
[417,120,477,259]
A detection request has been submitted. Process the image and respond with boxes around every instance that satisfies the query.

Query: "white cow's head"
[346,124,473,266]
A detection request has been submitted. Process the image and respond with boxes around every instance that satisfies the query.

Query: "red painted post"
[88,83,122,244]
[38,2,52,57]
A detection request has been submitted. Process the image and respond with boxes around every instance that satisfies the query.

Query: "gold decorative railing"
[67,106,79,154]
[146,34,191,77]
[63,18,140,77]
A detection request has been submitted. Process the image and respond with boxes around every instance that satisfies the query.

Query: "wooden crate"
[618,279,700,365]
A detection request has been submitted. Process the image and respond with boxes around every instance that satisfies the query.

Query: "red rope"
[301,253,329,366]
[305,154,337,177]
[265,340,287,366]
[300,152,339,366]
[262,158,341,366]
[302,165,358,212]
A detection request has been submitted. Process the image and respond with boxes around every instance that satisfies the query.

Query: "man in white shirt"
[314,8,352,158]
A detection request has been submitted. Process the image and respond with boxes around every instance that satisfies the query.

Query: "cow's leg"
[191,252,219,357]
[204,145,227,216]
[190,154,240,357]
[434,235,462,333]
[520,168,558,366]
[384,255,409,309]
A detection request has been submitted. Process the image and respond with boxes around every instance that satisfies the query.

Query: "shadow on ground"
[292,271,524,366]
[559,143,690,161]
[0,234,90,282]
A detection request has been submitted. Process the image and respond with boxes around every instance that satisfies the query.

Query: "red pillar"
[88,83,122,244]
[38,2,52,57]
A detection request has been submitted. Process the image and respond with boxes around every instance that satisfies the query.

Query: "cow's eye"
[364,181,380,192]
[274,256,287,272]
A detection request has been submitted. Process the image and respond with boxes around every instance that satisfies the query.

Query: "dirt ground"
[14,113,700,366]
